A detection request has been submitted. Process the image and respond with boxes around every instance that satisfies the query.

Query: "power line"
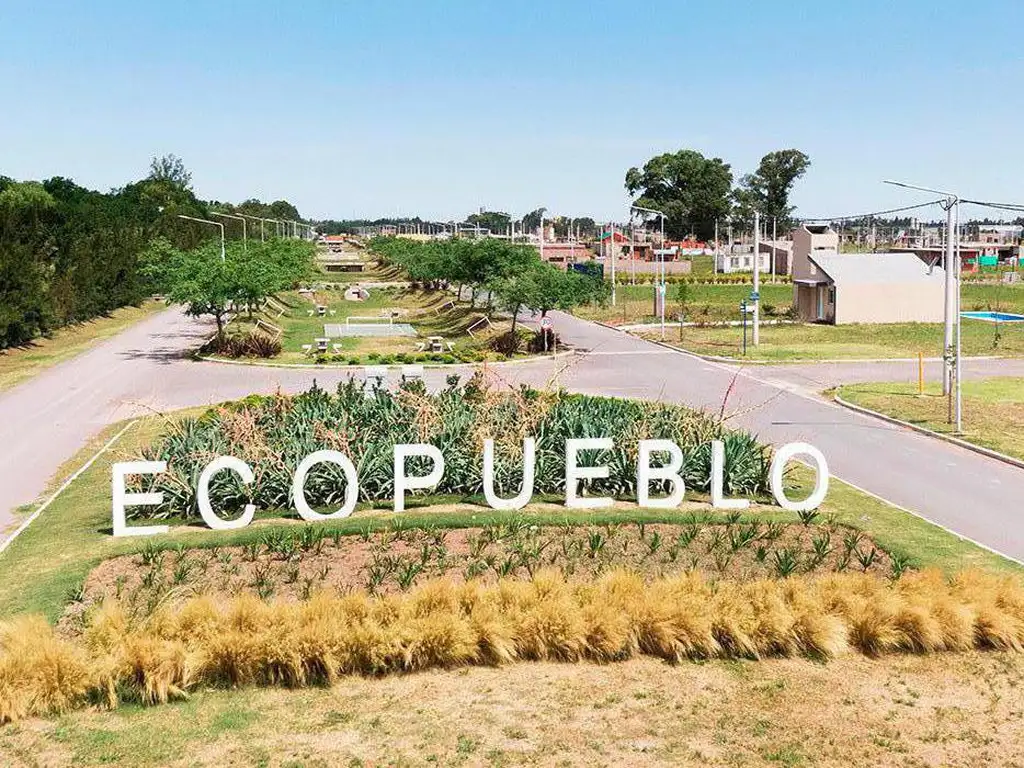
[960,198,1024,214]
[799,199,945,223]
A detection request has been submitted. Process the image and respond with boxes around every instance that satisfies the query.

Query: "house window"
[828,287,835,304]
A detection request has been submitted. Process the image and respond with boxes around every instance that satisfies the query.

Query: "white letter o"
[292,450,359,521]
[770,442,829,512]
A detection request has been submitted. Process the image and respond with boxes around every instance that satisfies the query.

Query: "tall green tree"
[734,149,811,232]
[521,207,547,234]
[625,150,733,241]
[465,210,511,234]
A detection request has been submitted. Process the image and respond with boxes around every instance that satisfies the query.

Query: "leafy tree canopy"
[625,150,733,241]
[733,149,810,231]
[465,210,511,234]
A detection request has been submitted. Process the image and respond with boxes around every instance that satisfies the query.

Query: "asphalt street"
[2,305,1023,561]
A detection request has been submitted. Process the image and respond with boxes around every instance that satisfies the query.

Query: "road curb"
[0,421,138,556]
[833,390,1024,471]
[602,322,1007,366]
[195,350,577,371]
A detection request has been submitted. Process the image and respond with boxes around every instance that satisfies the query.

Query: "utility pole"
[714,219,719,275]
[539,216,545,261]
[771,216,776,278]
[942,200,956,396]
[630,205,666,337]
[609,222,617,307]
[883,179,960,407]
[753,211,761,347]
[630,221,636,285]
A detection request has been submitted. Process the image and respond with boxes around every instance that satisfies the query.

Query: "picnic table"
[426,336,454,353]
[314,337,330,353]
[316,305,328,317]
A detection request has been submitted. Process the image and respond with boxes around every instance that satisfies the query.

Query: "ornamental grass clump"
[2,568,1024,723]
[133,376,770,522]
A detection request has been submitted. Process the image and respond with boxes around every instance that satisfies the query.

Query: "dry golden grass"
[3,568,1024,725]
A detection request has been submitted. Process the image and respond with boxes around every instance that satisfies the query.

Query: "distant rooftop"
[809,251,945,285]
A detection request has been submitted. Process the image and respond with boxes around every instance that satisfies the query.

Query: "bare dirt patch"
[60,521,892,635]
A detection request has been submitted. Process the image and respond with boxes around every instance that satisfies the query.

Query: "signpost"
[741,300,748,356]
[541,316,553,353]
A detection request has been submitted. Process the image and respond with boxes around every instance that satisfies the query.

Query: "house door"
[816,287,825,321]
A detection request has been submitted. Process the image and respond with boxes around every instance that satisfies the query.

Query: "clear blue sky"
[2,0,1021,222]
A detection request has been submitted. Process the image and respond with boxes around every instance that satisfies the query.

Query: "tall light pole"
[713,219,719,275]
[236,213,267,242]
[211,212,247,253]
[608,221,617,307]
[631,204,666,338]
[177,215,225,261]
[753,211,761,347]
[884,179,959,403]
[539,216,545,261]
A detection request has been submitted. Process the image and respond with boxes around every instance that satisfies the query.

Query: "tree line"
[368,236,608,330]
[625,148,811,242]
[143,238,316,334]
[0,155,306,349]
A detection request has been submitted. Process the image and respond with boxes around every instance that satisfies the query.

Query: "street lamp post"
[753,211,760,347]
[608,221,616,307]
[177,215,225,261]
[235,213,266,242]
[210,212,247,253]
[884,179,961,428]
[631,204,666,338]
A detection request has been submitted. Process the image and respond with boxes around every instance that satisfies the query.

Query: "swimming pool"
[961,311,1024,323]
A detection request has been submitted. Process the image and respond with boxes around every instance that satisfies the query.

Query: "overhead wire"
[799,199,945,223]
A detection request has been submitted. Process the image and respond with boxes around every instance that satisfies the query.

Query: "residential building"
[792,249,945,324]
[715,246,770,274]
[791,225,840,276]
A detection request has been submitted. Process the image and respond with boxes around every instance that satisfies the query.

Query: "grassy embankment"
[839,377,1024,461]
[0,301,166,392]
[222,287,526,365]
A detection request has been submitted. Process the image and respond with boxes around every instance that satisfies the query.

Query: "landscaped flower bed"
[133,377,772,521]
[61,517,897,633]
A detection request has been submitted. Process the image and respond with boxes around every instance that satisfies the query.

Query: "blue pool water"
[961,311,1024,323]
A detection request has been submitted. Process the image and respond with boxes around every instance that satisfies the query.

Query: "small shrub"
[527,330,561,353]
[489,330,522,357]
[201,331,281,359]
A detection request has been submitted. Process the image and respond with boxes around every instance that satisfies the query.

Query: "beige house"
[791,225,839,276]
[792,250,945,324]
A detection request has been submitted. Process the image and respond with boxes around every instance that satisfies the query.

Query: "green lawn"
[575,283,793,326]
[0,301,166,392]
[839,377,1024,461]
[962,282,1024,313]
[648,318,1024,361]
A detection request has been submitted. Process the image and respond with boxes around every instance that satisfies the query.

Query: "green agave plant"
[134,376,772,521]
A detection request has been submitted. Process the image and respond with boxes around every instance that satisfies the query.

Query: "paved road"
[2,306,1024,562]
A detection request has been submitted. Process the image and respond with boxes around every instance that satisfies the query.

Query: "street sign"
[749,291,760,302]
[540,317,552,330]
